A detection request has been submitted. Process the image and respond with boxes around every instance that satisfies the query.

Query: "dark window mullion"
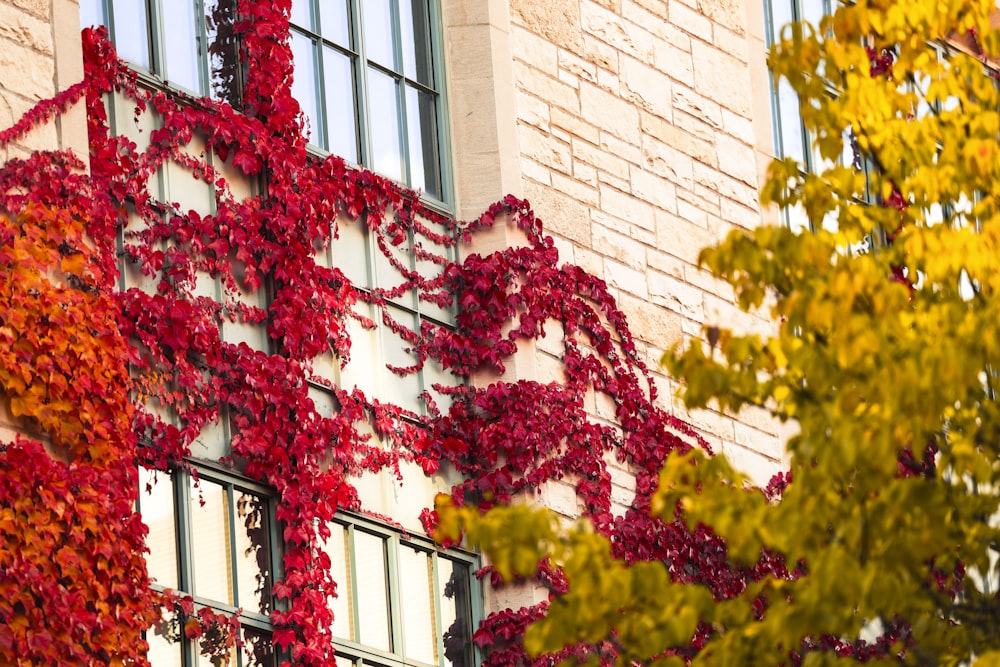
[352,0,373,171]
[175,469,198,666]
[385,534,403,658]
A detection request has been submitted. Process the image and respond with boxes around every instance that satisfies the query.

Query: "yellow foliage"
[444,1,1000,664]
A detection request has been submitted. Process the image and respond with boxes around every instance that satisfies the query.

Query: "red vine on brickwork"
[0,2,795,665]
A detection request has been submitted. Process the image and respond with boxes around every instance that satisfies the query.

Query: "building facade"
[0,0,788,665]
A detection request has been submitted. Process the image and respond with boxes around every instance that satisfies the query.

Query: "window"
[82,0,451,203]
[323,514,481,667]
[289,0,447,201]
[138,465,278,667]
[81,0,242,106]
[310,210,457,418]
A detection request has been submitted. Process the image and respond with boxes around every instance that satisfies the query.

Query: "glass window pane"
[776,77,805,164]
[291,31,321,146]
[320,0,351,47]
[235,490,272,614]
[241,626,275,667]
[768,0,794,44]
[400,0,433,86]
[190,478,235,605]
[325,525,355,641]
[139,468,179,590]
[440,560,473,667]
[80,0,104,28]
[290,0,312,29]
[324,47,359,162]
[110,0,151,69]
[800,0,828,30]
[163,0,202,93]
[405,85,440,198]
[353,531,391,651]
[146,608,183,667]
[205,0,241,106]
[380,308,422,412]
[400,547,435,664]
[195,639,237,667]
[362,0,395,68]
[367,68,403,181]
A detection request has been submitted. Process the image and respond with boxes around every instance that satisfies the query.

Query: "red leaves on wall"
[0,3,781,666]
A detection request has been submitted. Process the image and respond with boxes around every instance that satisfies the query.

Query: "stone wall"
[504,0,785,488]
[0,0,87,163]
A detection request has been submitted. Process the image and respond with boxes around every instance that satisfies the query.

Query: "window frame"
[83,0,244,105]
[325,511,484,667]
[288,0,455,211]
[138,461,282,667]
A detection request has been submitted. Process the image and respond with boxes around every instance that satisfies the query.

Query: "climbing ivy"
[0,1,778,665]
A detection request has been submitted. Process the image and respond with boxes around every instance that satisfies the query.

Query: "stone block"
[714,22,749,61]
[593,222,647,270]
[649,270,705,320]
[511,0,583,50]
[620,55,672,117]
[640,134,694,189]
[716,132,758,185]
[604,258,648,299]
[521,156,552,186]
[618,292,684,350]
[669,1,712,39]
[516,89,551,131]
[692,39,751,116]
[600,183,655,231]
[581,0,655,63]
[519,123,572,174]
[0,3,52,55]
[674,109,718,144]
[695,0,747,36]
[511,26,559,76]
[580,81,641,144]
[552,171,599,207]
[629,165,677,212]
[559,48,598,84]
[551,106,600,145]
[514,60,581,113]
[0,40,54,101]
[525,179,592,245]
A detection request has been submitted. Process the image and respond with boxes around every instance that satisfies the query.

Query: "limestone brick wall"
[505,0,785,489]
[0,0,87,164]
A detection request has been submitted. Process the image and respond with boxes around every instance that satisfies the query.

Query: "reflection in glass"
[291,31,320,145]
[440,560,473,667]
[79,0,104,29]
[163,0,201,92]
[367,68,403,181]
[146,607,183,667]
[362,0,394,67]
[320,0,351,47]
[776,77,805,164]
[400,0,433,86]
[326,525,355,640]
[205,0,241,106]
[290,0,312,28]
[139,468,179,589]
[235,491,271,614]
[111,0,151,69]
[400,547,435,664]
[241,626,275,667]
[405,85,440,199]
[354,531,391,651]
[324,47,358,162]
[190,478,234,605]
